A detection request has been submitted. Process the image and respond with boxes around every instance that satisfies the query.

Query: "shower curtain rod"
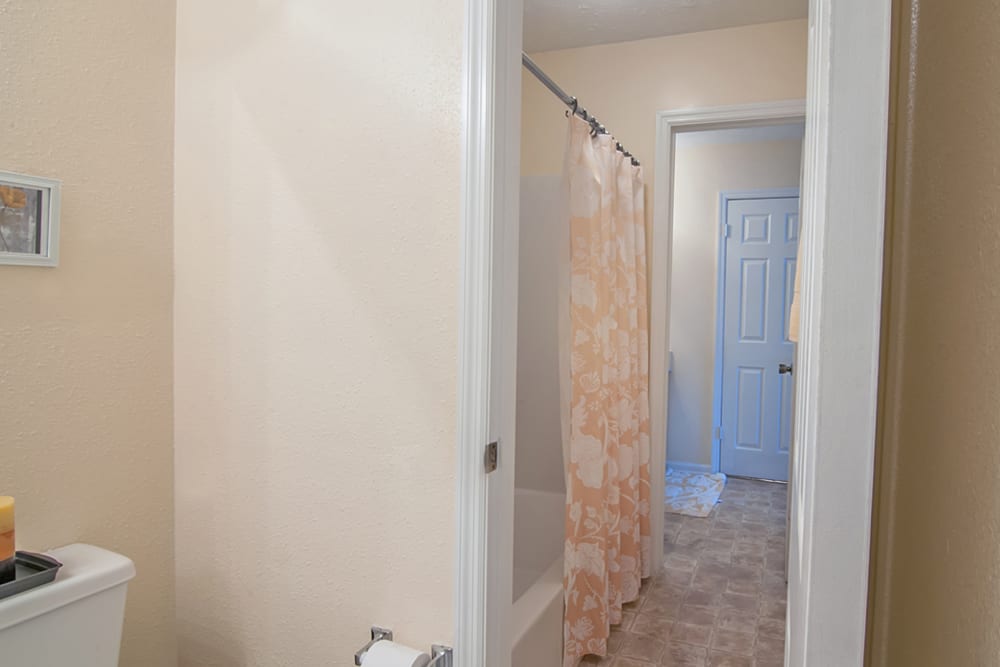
[521,52,640,167]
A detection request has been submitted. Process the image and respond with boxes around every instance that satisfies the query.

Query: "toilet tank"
[0,543,135,667]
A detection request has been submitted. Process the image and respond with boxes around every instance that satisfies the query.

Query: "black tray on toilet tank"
[0,552,63,601]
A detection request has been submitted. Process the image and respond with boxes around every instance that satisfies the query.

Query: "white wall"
[173,2,462,664]
[667,129,802,469]
[0,3,177,664]
[515,176,567,494]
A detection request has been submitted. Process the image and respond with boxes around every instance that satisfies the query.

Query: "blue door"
[719,195,799,481]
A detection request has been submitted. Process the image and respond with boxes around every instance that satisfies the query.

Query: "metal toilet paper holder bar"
[354,626,453,667]
[428,644,454,667]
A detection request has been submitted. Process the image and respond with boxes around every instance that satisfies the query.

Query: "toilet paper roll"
[362,640,431,667]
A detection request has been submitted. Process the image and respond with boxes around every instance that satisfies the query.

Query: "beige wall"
[521,19,807,186]
[173,2,462,665]
[0,2,176,666]
[668,134,802,468]
[868,0,1000,664]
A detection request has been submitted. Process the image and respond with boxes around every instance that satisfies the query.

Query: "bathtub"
[512,488,565,667]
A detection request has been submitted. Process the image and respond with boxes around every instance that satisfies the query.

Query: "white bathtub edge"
[511,556,563,647]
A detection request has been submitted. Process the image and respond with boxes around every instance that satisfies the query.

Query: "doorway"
[659,123,803,665]
[455,1,893,665]
[660,117,805,488]
[652,104,806,576]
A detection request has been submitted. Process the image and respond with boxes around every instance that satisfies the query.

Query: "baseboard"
[666,460,714,474]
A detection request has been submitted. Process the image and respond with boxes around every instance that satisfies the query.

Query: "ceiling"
[524,0,808,52]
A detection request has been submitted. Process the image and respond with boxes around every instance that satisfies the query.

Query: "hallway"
[584,478,788,666]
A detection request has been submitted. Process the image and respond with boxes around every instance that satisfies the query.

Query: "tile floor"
[583,477,788,667]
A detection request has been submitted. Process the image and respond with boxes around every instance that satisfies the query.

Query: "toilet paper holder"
[427,644,453,667]
[354,626,453,667]
[355,627,393,666]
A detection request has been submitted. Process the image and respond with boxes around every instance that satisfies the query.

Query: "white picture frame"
[0,170,61,267]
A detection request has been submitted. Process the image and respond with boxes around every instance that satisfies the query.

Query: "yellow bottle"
[0,497,13,584]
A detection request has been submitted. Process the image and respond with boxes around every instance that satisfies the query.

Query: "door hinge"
[721,223,732,238]
[714,426,722,440]
[485,441,498,473]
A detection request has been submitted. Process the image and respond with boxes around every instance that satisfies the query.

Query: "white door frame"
[454,0,522,665]
[456,0,891,665]
[710,187,801,479]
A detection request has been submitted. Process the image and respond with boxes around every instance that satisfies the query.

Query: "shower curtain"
[562,115,652,667]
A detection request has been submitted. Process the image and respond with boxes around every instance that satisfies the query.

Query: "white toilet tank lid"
[0,543,136,632]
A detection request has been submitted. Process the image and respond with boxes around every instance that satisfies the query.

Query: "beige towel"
[788,142,805,343]
[788,230,802,342]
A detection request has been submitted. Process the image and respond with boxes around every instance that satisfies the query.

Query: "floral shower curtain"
[562,115,652,666]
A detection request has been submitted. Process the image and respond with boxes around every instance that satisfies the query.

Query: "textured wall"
[0,2,176,665]
[173,2,461,665]
[868,0,1000,664]
[521,19,807,185]
[668,135,802,468]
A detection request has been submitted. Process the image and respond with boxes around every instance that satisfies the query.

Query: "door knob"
[778,363,793,375]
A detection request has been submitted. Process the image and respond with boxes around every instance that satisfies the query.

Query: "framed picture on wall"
[0,171,61,267]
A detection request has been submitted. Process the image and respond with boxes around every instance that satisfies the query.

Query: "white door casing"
[456,0,522,665]
[720,194,799,481]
